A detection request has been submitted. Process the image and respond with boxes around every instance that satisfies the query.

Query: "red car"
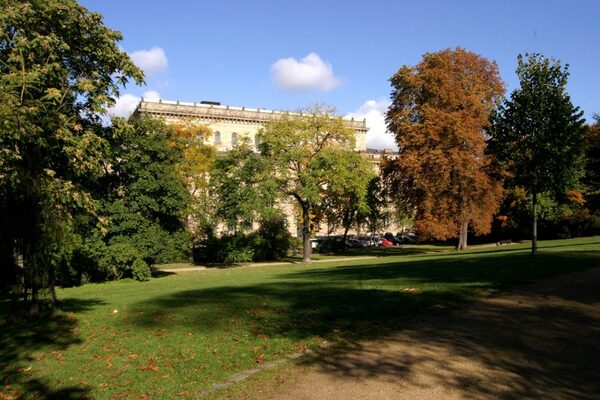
[380,238,393,247]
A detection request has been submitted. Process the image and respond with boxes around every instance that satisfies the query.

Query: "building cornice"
[134,99,369,132]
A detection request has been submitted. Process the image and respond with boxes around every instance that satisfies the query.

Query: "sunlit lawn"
[2,237,599,399]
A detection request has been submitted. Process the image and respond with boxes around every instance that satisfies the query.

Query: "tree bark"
[532,190,538,256]
[457,220,469,250]
[301,204,312,263]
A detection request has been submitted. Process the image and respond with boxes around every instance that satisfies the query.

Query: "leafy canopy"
[386,47,504,245]
[0,0,143,308]
[488,53,586,196]
[259,105,373,261]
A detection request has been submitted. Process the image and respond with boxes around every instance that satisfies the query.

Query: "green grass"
[2,237,599,399]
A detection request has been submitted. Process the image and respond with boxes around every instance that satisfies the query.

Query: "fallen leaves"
[138,357,159,372]
[51,351,64,362]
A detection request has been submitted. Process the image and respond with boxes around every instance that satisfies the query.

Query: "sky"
[81,0,600,149]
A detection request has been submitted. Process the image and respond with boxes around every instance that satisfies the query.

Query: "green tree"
[357,176,390,234]
[259,106,372,262]
[584,116,600,212]
[102,116,191,265]
[488,53,587,255]
[0,0,142,311]
[320,156,374,240]
[211,139,278,234]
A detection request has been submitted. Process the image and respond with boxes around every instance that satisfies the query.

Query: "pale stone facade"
[134,99,368,152]
[134,99,402,237]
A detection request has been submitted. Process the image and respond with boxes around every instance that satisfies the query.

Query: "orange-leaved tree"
[386,47,504,249]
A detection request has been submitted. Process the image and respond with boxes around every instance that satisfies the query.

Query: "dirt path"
[256,268,600,400]
[157,256,378,274]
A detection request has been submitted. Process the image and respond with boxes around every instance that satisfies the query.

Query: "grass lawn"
[2,237,599,399]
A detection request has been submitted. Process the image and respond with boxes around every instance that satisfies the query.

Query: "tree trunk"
[342,211,354,243]
[532,190,538,256]
[301,204,312,263]
[457,220,469,250]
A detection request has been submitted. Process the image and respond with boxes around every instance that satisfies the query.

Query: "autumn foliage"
[386,48,505,249]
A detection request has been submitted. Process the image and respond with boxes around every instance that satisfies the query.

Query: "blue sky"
[81,0,600,149]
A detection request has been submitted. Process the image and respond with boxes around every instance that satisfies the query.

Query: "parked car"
[398,232,416,244]
[380,238,393,247]
[345,238,368,249]
[384,232,401,245]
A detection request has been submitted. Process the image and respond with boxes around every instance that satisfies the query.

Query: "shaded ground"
[249,267,600,400]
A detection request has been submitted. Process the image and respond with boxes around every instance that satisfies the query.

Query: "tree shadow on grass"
[297,269,600,399]
[0,299,104,399]
[129,247,600,399]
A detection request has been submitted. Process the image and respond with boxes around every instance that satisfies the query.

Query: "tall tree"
[319,155,374,241]
[259,106,372,262]
[488,53,586,255]
[102,116,191,265]
[170,123,216,237]
[0,0,142,310]
[211,139,278,234]
[584,116,600,212]
[386,47,504,249]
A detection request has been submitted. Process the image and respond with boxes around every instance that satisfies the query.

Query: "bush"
[253,216,292,260]
[193,218,293,264]
[100,242,150,281]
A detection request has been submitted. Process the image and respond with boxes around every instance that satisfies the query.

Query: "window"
[254,135,260,150]
[232,132,238,146]
[214,131,221,145]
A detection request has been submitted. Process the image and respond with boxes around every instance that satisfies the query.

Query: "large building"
[134,98,401,236]
[135,98,368,152]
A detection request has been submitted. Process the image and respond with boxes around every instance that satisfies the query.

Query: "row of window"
[209,132,259,148]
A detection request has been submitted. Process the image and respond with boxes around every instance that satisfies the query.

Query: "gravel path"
[156,256,378,273]
[257,267,600,400]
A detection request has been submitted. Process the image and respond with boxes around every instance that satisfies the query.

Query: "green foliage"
[254,214,293,260]
[211,139,278,234]
[102,116,191,265]
[488,54,587,196]
[194,216,293,264]
[358,176,391,233]
[259,105,373,261]
[488,54,587,254]
[99,242,150,281]
[0,0,143,308]
[584,117,600,212]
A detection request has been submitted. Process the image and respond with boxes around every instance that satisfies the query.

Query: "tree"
[259,106,372,262]
[102,116,191,265]
[488,53,587,255]
[319,156,374,241]
[584,116,600,212]
[357,176,391,234]
[0,0,142,311]
[170,123,216,237]
[211,139,278,234]
[386,47,504,250]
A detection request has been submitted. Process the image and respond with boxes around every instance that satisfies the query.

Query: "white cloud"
[346,99,397,150]
[107,90,161,118]
[129,47,168,76]
[141,90,160,101]
[271,52,341,91]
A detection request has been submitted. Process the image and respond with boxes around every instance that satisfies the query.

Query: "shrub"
[193,219,293,264]
[253,215,292,260]
[99,242,150,281]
